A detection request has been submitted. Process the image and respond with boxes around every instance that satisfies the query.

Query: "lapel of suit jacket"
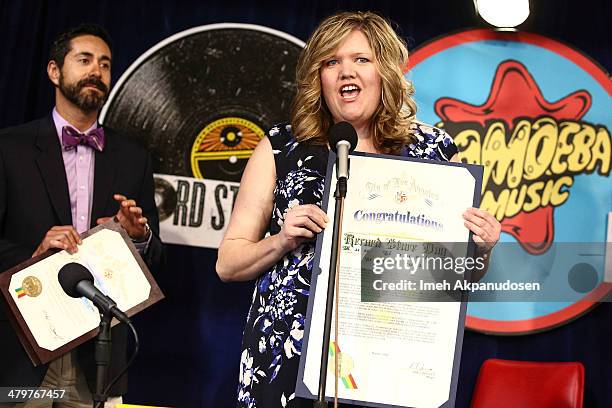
[91,126,116,224]
[34,116,72,226]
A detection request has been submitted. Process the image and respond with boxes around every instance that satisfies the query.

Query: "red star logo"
[435,60,591,254]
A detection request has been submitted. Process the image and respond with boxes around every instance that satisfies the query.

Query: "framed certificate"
[0,220,164,366]
[296,152,483,407]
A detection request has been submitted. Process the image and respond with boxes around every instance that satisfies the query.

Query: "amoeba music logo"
[409,29,612,334]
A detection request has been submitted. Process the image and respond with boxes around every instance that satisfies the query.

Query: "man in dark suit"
[0,23,162,406]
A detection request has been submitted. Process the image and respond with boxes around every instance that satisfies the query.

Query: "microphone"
[58,262,130,323]
[328,121,358,180]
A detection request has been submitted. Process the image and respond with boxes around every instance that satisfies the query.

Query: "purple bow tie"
[61,126,105,152]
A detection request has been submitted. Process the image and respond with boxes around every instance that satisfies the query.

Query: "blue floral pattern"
[403,121,457,161]
[237,122,457,408]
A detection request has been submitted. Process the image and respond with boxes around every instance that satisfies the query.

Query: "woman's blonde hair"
[290,11,417,153]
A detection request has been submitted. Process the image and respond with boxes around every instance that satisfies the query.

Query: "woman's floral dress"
[237,122,458,408]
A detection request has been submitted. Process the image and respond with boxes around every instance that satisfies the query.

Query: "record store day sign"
[101,24,304,248]
[408,29,611,334]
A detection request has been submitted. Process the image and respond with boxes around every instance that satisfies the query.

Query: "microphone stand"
[315,176,347,408]
[93,312,112,408]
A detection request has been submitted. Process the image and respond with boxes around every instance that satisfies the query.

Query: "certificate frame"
[296,151,483,408]
[0,220,164,366]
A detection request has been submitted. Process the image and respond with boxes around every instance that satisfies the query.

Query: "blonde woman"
[217,11,500,408]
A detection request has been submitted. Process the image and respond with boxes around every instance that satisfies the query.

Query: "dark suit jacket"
[0,115,163,395]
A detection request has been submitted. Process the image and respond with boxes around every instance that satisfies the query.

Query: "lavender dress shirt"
[52,109,150,251]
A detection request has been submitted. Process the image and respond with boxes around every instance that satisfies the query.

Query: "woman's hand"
[462,207,501,254]
[277,204,328,252]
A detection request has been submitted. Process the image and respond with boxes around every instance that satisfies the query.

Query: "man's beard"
[58,74,109,113]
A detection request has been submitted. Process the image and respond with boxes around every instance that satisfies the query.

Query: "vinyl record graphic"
[100,24,304,182]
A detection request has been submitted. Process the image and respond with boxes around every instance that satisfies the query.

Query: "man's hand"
[97,194,150,240]
[32,225,82,257]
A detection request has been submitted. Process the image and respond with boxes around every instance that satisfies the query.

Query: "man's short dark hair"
[49,23,113,67]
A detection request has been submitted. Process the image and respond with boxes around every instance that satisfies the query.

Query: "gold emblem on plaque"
[328,351,355,377]
[22,276,42,297]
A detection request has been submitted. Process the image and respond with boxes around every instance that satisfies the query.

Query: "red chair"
[470,359,585,408]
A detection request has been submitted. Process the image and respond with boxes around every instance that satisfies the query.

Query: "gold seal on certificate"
[22,276,42,298]
[297,152,483,408]
[328,351,355,377]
